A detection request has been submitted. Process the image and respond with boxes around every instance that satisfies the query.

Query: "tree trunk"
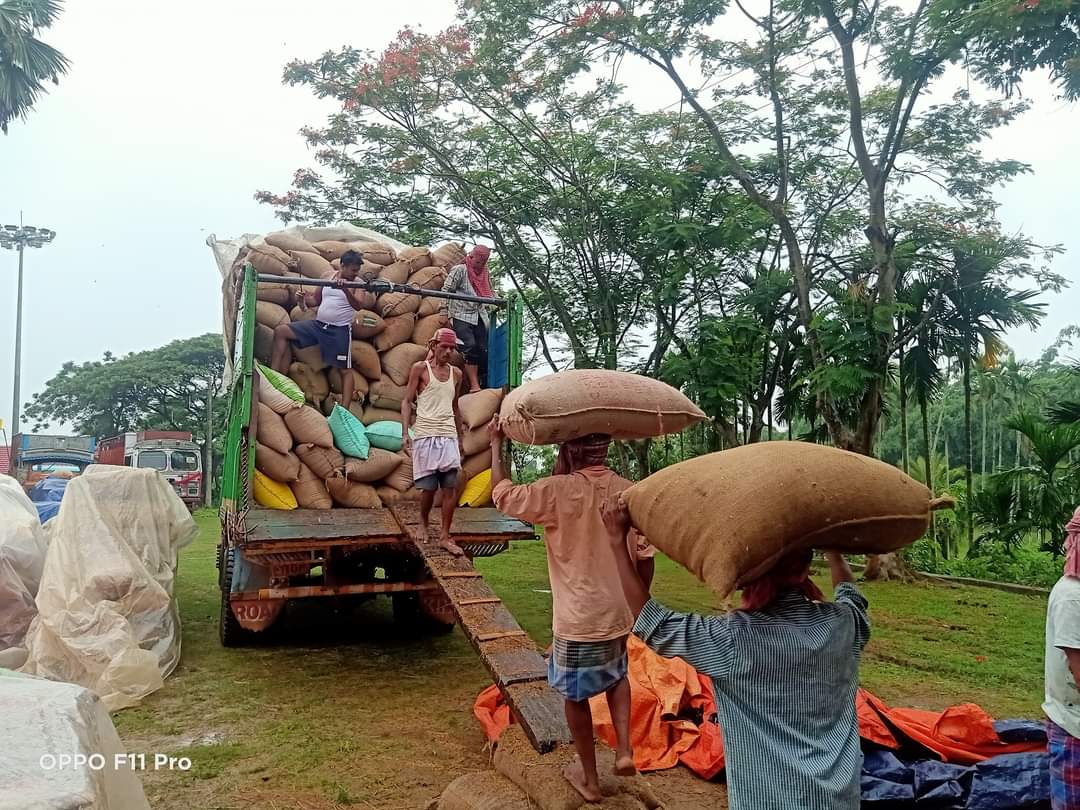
[204,381,214,508]
[899,337,909,475]
[980,395,987,482]
[921,396,937,550]
[945,435,952,558]
[962,350,975,551]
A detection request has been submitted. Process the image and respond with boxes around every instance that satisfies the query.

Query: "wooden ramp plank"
[407,531,571,754]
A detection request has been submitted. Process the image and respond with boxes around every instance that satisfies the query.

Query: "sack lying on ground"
[290,463,332,509]
[622,441,953,598]
[500,369,705,445]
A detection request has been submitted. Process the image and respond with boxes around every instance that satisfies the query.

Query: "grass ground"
[114,509,1049,809]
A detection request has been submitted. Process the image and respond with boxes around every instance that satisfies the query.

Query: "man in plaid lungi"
[1046,507,1080,809]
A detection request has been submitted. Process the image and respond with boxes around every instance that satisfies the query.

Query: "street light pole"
[1,222,56,436]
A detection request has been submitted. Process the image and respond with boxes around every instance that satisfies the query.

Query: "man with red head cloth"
[1045,507,1080,809]
[444,245,494,393]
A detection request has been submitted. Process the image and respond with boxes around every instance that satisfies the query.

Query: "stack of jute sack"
[244,231,503,511]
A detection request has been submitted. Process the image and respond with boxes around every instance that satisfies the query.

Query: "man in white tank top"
[271,250,373,408]
[402,328,466,555]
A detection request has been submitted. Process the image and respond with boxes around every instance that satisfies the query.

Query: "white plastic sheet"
[0,475,48,662]
[21,466,196,711]
[0,669,151,810]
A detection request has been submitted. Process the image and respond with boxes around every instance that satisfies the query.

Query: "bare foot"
[613,752,637,777]
[438,535,465,556]
[562,759,602,803]
[413,524,430,544]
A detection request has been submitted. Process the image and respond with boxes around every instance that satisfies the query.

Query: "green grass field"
[112,510,1050,809]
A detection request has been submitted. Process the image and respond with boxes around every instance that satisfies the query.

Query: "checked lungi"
[1049,720,1080,810]
[547,635,628,702]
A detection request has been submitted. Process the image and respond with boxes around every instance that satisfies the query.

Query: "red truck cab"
[96,431,203,508]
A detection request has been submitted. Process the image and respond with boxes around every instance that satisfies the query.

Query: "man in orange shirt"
[487,421,655,803]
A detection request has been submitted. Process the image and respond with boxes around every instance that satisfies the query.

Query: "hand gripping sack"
[622,441,953,597]
[499,369,705,445]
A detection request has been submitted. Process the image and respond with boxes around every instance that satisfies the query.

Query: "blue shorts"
[547,636,628,702]
[291,320,352,369]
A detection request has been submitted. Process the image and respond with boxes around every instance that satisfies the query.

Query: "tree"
[23,334,227,501]
[0,0,69,133]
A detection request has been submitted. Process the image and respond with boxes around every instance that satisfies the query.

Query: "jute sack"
[382,343,427,386]
[292,344,328,372]
[462,422,491,456]
[321,394,366,422]
[463,450,492,481]
[253,323,275,365]
[362,406,405,427]
[344,448,403,483]
[255,301,290,330]
[295,443,345,479]
[437,771,532,810]
[378,291,421,317]
[377,485,424,505]
[247,243,295,276]
[431,242,467,268]
[290,250,335,280]
[326,473,382,508]
[284,405,334,448]
[265,231,319,255]
[256,283,291,307]
[370,375,408,411]
[291,305,316,323]
[328,368,369,400]
[373,314,415,352]
[460,389,503,430]
[290,462,332,509]
[408,266,447,290]
[258,371,303,415]
[288,362,330,404]
[352,309,385,339]
[311,240,354,261]
[417,296,446,317]
[382,453,413,492]
[255,442,300,483]
[257,403,293,454]
[623,442,952,598]
[402,248,433,272]
[350,340,382,380]
[500,369,706,445]
[359,260,384,279]
[413,313,450,346]
[362,247,396,266]
[378,261,411,285]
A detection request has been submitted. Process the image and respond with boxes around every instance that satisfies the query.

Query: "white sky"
[1,0,1076,434]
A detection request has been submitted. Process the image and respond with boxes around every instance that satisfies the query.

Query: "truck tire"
[219,548,256,648]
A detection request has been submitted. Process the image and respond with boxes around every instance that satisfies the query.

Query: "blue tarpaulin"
[28,477,69,524]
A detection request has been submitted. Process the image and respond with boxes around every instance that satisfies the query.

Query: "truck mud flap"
[230,597,286,632]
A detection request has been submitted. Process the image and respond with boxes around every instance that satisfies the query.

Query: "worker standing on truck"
[271,250,369,408]
[443,245,493,394]
[602,497,870,810]
[402,328,467,556]
[487,422,655,803]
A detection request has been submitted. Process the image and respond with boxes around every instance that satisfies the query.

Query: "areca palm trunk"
[899,339,909,475]
[962,348,975,551]
[921,395,937,550]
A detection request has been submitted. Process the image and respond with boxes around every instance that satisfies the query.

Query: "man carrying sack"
[403,328,467,556]
[602,497,870,810]
[1045,508,1080,809]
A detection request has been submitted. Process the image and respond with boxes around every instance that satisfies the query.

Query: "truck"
[96,431,204,509]
[11,433,97,491]
[215,258,569,753]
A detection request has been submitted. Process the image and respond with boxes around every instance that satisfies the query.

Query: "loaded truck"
[10,433,96,491]
[96,431,204,509]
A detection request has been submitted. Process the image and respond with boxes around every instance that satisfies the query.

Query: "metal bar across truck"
[256,273,505,307]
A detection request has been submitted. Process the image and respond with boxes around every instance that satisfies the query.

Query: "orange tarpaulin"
[474,638,1043,780]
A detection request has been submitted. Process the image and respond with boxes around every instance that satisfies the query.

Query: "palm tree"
[941,236,1045,550]
[0,0,69,133]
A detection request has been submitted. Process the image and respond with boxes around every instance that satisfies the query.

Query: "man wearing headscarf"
[1044,507,1080,809]
[601,500,870,810]
[444,245,493,393]
[486,424,656,803]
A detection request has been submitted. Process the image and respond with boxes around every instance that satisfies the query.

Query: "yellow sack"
[253,469,298,510]
[458,469,493,507]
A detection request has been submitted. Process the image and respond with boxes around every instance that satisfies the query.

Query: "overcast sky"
[1,0,1076,435]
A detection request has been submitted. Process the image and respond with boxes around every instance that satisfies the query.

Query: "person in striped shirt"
[602,497,870,810]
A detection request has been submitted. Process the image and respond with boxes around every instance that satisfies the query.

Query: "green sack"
[258,363,304,404]
[328,405,370,460]
[365,420,412,452]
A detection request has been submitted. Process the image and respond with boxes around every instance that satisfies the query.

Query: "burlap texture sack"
[326,473,382,508]
[362,406,404,426]
[382,453,414,492]
[292,344,328,372]
[290,462,332,509]
[255,301,289,330]
[255,443,300,483]
[417,296,446,317]
[377,261,411,285]
[413,313,450,346]
[328,368,369,400]
[373,314,416,352]
[431,242,467,268]
[258,371,303,415]
[623,442,949,597]
[460,389,503,429]
[311,240,354,261]
[500,369,706,445]
[257,403,292,454]
[382,343,427,386]
[398,246,433,271]
[295,443,345,479]
[291,305,316,323]
[462,422,492,456]
[253,323,275,365]
[352,309,385,339]
[288,362,330,404]
[344,448,403,483]
[247,243,295,276]
[463,450,492,481]
[362,247,396,266]
[437,771,531,810]
[265,232,318,255]
[350,340,382,380]
[256,283,291,307]
[370,375,408,411]
[408,266,447,290]
[377,485,424,505]
[289,250,335,280]
[321,394,366,421]
[284,405,334,448]
[378,291,421,317]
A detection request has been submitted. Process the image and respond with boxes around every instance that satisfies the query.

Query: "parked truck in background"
[11,433,97,491]
[96,431,204,509]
